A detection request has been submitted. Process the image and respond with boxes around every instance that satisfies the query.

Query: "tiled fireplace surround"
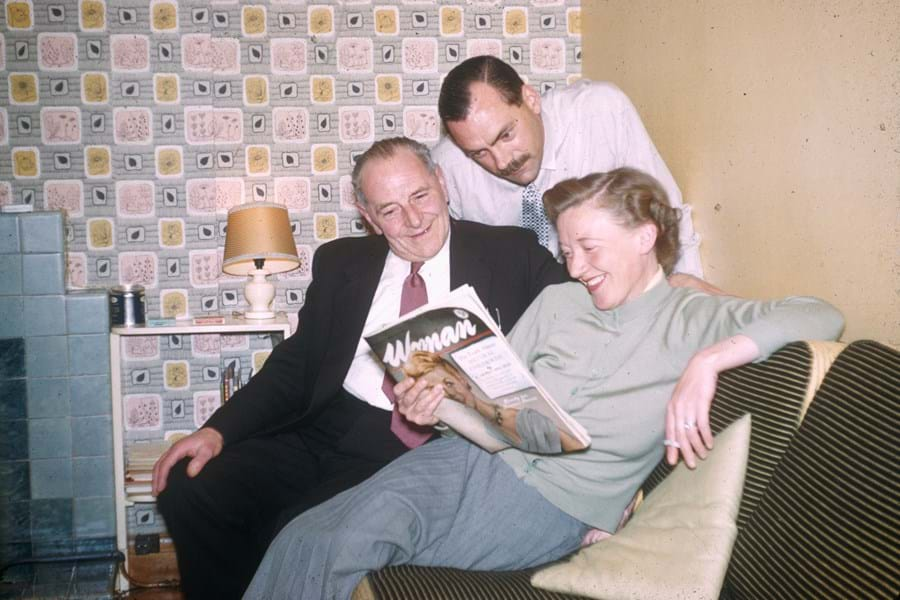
[0,210,116,595]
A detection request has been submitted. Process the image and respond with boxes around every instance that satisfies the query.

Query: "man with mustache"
[151,137,566,599]
[433,55,706,280]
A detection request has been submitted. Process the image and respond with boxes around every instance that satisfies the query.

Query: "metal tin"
[109,284,146,327]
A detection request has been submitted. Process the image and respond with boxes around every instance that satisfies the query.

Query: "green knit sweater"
[502,278,844,530]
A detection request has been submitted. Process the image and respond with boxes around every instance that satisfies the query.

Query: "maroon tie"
[383,262,434,448]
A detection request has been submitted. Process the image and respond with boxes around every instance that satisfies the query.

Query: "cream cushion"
[531,414,752,600]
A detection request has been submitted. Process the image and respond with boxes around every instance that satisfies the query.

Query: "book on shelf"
[221,362,245,402]
[193,315,226,325]
[124,480,153,496]
[125,440,172,497]
[365,285,590,454]
[222,363,233,403]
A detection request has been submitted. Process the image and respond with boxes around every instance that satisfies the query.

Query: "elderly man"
[433,55,705,280]
[151,137,566,599]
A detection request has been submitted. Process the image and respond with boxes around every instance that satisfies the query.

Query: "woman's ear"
[637,223,658,255]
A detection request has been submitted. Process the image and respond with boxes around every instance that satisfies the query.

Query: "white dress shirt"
[342,234,452,410]
[432,79,704,278]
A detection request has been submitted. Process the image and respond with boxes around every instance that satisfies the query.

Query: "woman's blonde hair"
[402,351,464,380]
[542,167,682,274]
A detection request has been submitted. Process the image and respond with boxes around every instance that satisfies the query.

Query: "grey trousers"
[244,437,588,600]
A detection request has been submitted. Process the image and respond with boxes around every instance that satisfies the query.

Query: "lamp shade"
[222,203,300,276]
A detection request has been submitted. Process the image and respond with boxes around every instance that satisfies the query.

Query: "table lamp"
[222,202,300,319]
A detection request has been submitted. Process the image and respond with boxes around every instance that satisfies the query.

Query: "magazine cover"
[365,286,591,453]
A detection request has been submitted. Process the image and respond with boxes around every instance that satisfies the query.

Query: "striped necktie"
[521,182,551,250]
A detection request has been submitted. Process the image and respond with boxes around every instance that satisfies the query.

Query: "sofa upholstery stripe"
[367,566,572,600]
[725,340,900,599]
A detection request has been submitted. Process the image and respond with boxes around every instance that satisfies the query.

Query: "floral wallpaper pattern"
[1,0,582,324]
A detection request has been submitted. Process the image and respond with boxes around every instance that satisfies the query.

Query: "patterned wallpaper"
[0,0,582,324]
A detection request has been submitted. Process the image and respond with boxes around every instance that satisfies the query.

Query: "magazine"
[365,285,591,453]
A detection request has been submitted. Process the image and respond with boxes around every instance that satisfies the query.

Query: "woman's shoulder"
[509,282,591,343]
[664,285,736,314]
[534,280,592,307]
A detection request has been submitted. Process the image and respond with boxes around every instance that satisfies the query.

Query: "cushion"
[531,414,752,600]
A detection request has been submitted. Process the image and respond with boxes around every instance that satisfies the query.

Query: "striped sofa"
[353,340,900,600]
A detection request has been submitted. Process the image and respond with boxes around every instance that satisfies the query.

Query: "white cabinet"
[109,316,292,591]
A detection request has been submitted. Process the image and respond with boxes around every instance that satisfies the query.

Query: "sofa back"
[724,340,900,599]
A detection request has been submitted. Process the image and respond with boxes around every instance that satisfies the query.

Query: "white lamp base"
[243,269,275,320]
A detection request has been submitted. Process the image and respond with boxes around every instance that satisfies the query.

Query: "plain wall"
[582,0,899,346]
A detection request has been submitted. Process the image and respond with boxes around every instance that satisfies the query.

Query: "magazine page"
[365,286,591,453]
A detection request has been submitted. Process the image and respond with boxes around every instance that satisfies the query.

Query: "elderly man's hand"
[393,377,443,426]
[152,427,224,496]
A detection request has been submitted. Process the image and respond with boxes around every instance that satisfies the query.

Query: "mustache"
[499,155,530,178]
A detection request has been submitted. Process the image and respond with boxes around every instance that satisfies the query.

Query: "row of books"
[124,366,245,501]
[124,440,171,499]
[221,362,246,404]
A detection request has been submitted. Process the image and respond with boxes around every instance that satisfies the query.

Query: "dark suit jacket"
[206,220,567,445]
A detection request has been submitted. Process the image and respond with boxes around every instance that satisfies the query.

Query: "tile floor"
[0,559,184,599]
[0,559,116,599]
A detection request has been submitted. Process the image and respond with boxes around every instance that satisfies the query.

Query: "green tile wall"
[0,211,115,568]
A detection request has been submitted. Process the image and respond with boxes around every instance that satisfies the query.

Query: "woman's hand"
[393,377,444,426]
[665,354,717,468]
[665,334,760,468]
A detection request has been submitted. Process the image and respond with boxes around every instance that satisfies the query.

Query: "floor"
[121,589,183,600]
[0,560,183,600]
